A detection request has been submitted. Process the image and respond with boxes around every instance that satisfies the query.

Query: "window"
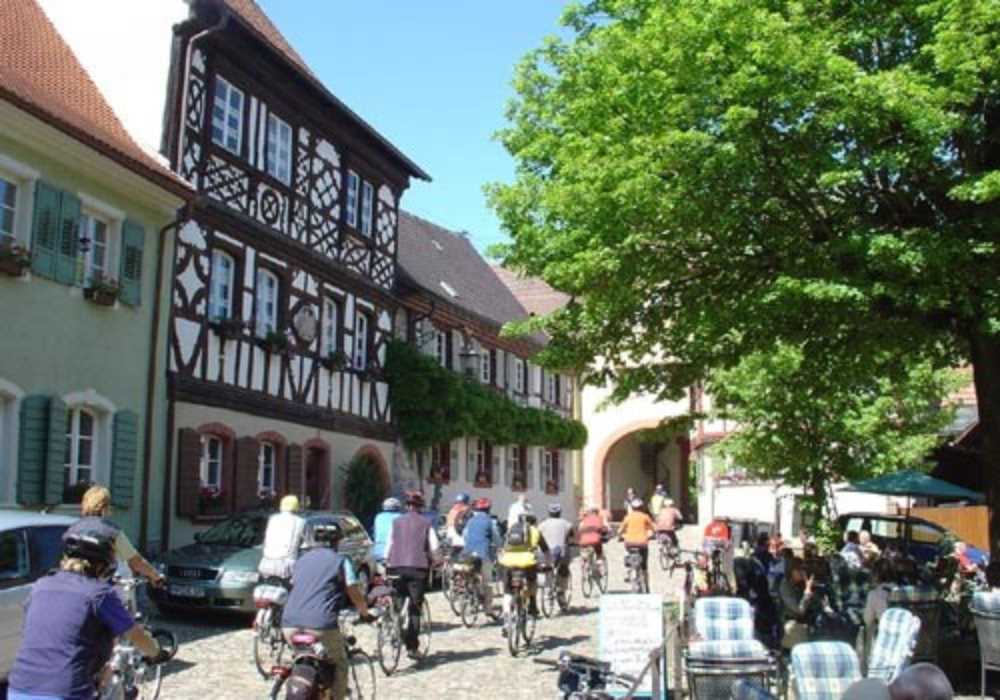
[434,330,448,368]
[211,75,244,155]
[360,181,374,236]
[255,268,279,336]
[346,171,360,228]
[353,312,369,370]
[544,450,560,492]
[209,250,235,321]
[480,348,491,383]
[64,408,95,493]
[79,213,110,284]
[322,297,340,357]
[265,113,293,184]
[0,177,17,244]
[546,374,562,406]
[258,442,276,494]
[509,445,527,491]
[514,358,526,394]
[430,442,450,483]
[201,436,223,489]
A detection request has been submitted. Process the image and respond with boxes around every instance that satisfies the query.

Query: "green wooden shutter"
[119,220,145,306]
[30,182,62,280]
[43,396,67,505]
[111,410,139,508]
[17,395,51,504]
[54,191,81,285]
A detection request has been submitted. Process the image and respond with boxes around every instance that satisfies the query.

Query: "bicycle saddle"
[290,633,318,645]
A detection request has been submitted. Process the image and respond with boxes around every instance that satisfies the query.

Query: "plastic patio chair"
[971,591,1000,700]
[686,598,777,699]
[866,607,920,681]
[791,641,862,700]
[887,585,941,664]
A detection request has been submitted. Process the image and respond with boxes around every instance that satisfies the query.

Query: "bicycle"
[268,611,376,699]
[100,578,178,700]
[374,575,432,675]
[456,556,496,628]
[539,559,573,617]
[533,650,640,699]
[503,568,537,656]
[656,532,680,574]
[252,581,290,679]
[624,546,649,593]
[579,546,609,598]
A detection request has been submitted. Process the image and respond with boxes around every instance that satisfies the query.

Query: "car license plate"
[169,584,206,599]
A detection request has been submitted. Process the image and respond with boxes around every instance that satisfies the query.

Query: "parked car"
[0,510,77,682]
[837,512,955,563]
[151,509,375,615]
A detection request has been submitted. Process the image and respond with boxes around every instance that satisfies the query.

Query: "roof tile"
[491,266,570,317]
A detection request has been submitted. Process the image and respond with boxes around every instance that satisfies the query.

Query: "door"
[305,447,329,510]
[0,528,31,680]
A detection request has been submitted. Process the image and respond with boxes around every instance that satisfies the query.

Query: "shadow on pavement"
[529,634,591,655]
[398,646,501,673]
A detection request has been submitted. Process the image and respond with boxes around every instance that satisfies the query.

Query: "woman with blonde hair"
[79,485,164,586]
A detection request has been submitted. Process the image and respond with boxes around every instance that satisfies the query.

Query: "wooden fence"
[910,505,989,550]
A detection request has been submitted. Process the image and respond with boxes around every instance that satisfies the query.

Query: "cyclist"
[384,491,439,658]
[259,494,307,583]
[446,492,472,556]
[8,525,166,700]
[538,504,574,597]
[654,497,683,549]
[282,522,374,700]
[462,498,502,614]
[79,484,164,586]
[578,505,608,561]
[498,505,549,622]
[372,496,402,567]
[617,498,655,589]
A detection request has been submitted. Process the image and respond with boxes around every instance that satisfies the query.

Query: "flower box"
[259,331,289,355]
[210,317,245,340]
[84,274,121,307]
[511,478,527,493]
[320,349,351,372]
[0,241,31,277]
[198,485,225,515]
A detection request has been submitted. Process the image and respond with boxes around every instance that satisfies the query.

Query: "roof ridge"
[399,209,470,242]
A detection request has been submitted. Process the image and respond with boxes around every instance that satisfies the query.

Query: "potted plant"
[321,349,351,371]
[83,273,121,306]
[0,240,31,277]
[260,330,289,354]
[199,484,225,515]
[209,317,245,340]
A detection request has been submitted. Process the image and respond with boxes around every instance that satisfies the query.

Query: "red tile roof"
[491,266,570,317]
[0,0,189,196]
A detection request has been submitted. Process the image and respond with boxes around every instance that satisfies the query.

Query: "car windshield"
[198,515,266,547]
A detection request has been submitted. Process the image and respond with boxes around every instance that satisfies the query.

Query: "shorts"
[501,565,538,594]
[625,544,649,571]
[657,531,678,547]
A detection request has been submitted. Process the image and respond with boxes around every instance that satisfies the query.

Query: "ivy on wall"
[386,340,588,452]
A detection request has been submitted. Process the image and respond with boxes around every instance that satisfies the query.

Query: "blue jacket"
[373,511,400,560]
[463,512,501,562]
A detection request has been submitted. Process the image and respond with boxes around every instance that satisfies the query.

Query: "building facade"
[396,213,580,519]
[159,0,427,546]
[0,0,190,546]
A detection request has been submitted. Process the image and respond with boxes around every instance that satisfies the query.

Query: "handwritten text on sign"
[598,593,664,696]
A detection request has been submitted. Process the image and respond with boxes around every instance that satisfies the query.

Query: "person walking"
[649,484,669,518]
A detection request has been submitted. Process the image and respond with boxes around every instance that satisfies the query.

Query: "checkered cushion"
[867,607,920,681]
[888,586,938,604]
[791,641,862,700]
[695,597,756,641]
[688,639,771,662]
[731,679,777,700]
[972,592,1000,668]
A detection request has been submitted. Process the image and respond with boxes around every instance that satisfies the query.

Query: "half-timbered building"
[395,212,579,518]
[160,0,428,545]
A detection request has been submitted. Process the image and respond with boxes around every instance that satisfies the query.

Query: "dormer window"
[211,75,244,156]
[265,113,292,184]
[361,181,374,237]
[346,171,359,228]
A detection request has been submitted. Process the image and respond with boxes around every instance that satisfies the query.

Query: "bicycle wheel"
[415,597,432,659]
[347,649,377,700]
[506,608,520,657]
[658,545,670,571]
[130,659,163,700]
[441,562,453,601]
[581,561,593,599]
[460,587,480,628]
[447,573,463,616]
[559,570,573,612]
[597,557,609,593]
[253,611,283,679]
[539,572,555,618]
[519,599,536,648]
[375,607,401,676]
[630,567,642,593]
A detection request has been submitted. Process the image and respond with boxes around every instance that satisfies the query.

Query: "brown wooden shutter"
[234,436,260,511]
[286,444,304,499]
[176,428,202,517]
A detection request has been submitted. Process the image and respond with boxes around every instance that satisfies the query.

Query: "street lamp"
[458,334,481,378]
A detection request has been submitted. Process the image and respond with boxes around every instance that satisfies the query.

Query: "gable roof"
[397,211,533,331]
[491,266,570,317]
[207,0,430,182]
[0,0,190,197]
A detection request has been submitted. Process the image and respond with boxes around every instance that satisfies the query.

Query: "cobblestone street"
[152,537,686,700]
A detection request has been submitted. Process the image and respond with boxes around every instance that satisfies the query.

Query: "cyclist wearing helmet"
[498,503,549,620]
[373,496,402,564]
[258,494,307,583]
[385,491,440,657]
[446,492,472,554]
[282,522,374,700]
[617,498,656,589]
[8,525,164,700]
[578,504,609,562]
[462,498,502,614]
[538,504,575,596]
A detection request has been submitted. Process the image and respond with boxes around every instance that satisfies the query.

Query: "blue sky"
[262,1,568,254]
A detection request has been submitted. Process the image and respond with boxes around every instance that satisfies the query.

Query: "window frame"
[513,358,526,394]
[544,449,560,492]
[200,435,224,490]
[480,347,491,384]
[258,442,277,494]
[265,112,293,185]
[0,155,39,247]
[434,329,448,368]
[0,175,18,245]
[209,249,237,322]
[360,180,374,237]
[345,170,360,229]
[78,212,113,286]
[64,407,97,498]
[353,311,370,370]
[211,75,245,156]
[255,266,280,337]
[322,296,342,358]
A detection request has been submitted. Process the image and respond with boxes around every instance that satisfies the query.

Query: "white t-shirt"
[258,512,306,579]
[507,501,526,527]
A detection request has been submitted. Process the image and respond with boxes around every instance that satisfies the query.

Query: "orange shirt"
[619,511,655,546]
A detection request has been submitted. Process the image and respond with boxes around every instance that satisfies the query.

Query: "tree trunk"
[969,331,1000,559]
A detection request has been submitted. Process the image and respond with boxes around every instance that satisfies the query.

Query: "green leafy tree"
[341,455,386,532]
[489,0,1000,553]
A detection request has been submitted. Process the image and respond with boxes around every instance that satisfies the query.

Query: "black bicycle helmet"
[62,529,116,570]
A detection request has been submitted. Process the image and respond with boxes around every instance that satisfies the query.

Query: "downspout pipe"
[139,199,194,551]
[174,9,229,170]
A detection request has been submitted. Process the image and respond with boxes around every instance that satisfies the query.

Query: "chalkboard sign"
[598,593,665,698]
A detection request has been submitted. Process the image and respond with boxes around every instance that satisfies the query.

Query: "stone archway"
[343,444,391,529]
